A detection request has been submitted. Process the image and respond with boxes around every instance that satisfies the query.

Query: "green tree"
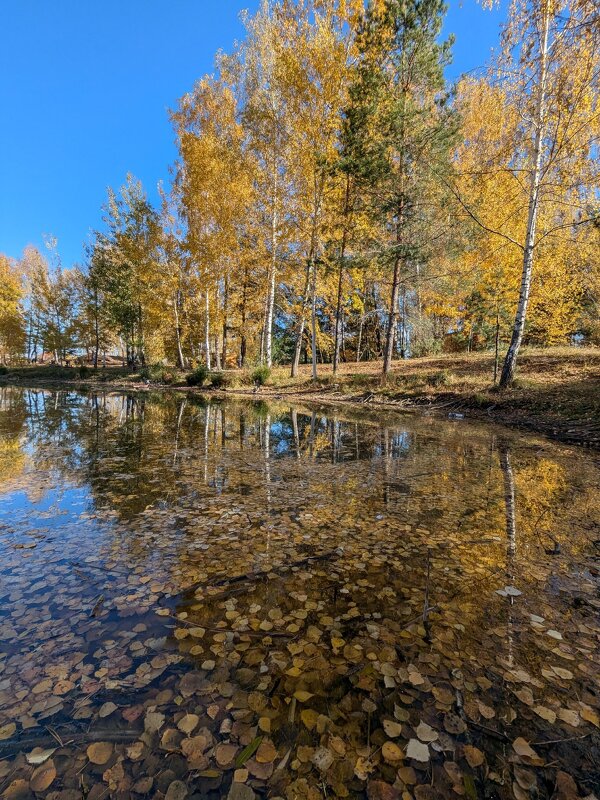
[342,0,457,379]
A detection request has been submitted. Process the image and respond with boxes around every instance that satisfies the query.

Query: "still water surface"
[0,387,599,799]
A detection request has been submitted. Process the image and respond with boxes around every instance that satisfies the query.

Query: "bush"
[157,369,177,385]
[411,337,443,358]
[209,371,230,389]
[78,365,90,379]
[427,369,453,388]
[185,365,208,387]
[251,365,271,386]
[0,365,8,376]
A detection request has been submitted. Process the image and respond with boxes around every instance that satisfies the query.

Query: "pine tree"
[342,0,457,379]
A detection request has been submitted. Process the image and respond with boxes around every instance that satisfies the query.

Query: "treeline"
[1,0,598,387]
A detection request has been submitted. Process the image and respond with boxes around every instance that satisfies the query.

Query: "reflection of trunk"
[203,401,210,484]
[309,412,316,460]
[264,414,272,521]
[499,442,517,559]
[173,398,186,463]
[291,408,300,458]
[499,1,550,388]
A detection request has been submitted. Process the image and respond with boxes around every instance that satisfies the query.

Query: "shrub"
[209,371,230,389]
[160,370,175,384]
[0,365,8,376]
[185,365,208,387]
[251,365,271,386]
[78,365,90,379]
[428,369,453,388]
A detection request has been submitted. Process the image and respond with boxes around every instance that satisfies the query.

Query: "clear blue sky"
[0,0,504,269]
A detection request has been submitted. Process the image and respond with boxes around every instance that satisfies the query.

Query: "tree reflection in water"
[0,387,599,798]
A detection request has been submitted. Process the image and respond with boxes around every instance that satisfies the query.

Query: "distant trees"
[0,254,25,363]
[6,0,599,379]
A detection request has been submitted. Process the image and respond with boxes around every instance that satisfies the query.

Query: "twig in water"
[534,733,590,746]
[423,549,432,628]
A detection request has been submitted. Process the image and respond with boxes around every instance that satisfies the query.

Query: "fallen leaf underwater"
[0,387,599,799]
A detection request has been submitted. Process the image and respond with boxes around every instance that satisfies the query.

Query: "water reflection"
[0,387,599,798]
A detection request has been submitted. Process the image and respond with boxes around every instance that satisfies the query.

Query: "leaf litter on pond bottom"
[0,388,599,798]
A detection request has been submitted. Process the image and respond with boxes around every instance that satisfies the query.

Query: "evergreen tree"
[342,0,457,378]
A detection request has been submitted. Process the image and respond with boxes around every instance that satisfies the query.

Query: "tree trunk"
[291,260,312,378]
[333,176,351,375]
[499,2,550,388]
[310,259,318,381]
[222,276,229,369]
[264,175,278,368]
[173,290,185,369]
[493,306,500,385]
[382,256,401,378]
[204,290,211,370]
[93,287,100,370]
[239,267,249,368]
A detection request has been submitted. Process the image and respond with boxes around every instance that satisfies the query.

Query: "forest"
[0,0,598,389]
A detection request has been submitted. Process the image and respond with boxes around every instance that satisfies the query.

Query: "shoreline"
[2,374,599,449]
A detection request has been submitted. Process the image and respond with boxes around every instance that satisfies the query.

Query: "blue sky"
[0,0,504,269]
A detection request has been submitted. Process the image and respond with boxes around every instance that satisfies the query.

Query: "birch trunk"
[264,171,278,368]
[173,290,185,370]
[291,260,312,378]
[310,258,318,381]
[333,176,351,375]
[204,290,211,370]
[500,2,550,388]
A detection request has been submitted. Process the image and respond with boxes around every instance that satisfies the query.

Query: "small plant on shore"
[0,365,8,376]
[78,365,90,379]
[428,369,453,387]
[209,371,230,389]
[185,365,208,387]
[251,365,271,386]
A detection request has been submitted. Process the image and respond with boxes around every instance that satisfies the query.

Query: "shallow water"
[0,387,599,800]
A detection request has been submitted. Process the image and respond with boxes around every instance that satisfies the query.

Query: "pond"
[0,387,599,800]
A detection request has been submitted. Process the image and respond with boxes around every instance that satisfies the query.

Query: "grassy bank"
[2,346,599,446]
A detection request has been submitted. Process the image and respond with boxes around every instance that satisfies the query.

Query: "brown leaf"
[87,741,113,765]
[552,771,580,800]
[30,759,56,792]
[367,779,401,800]
[463,745,484,768]
[512,738,538,759]
[255,739,277,764]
